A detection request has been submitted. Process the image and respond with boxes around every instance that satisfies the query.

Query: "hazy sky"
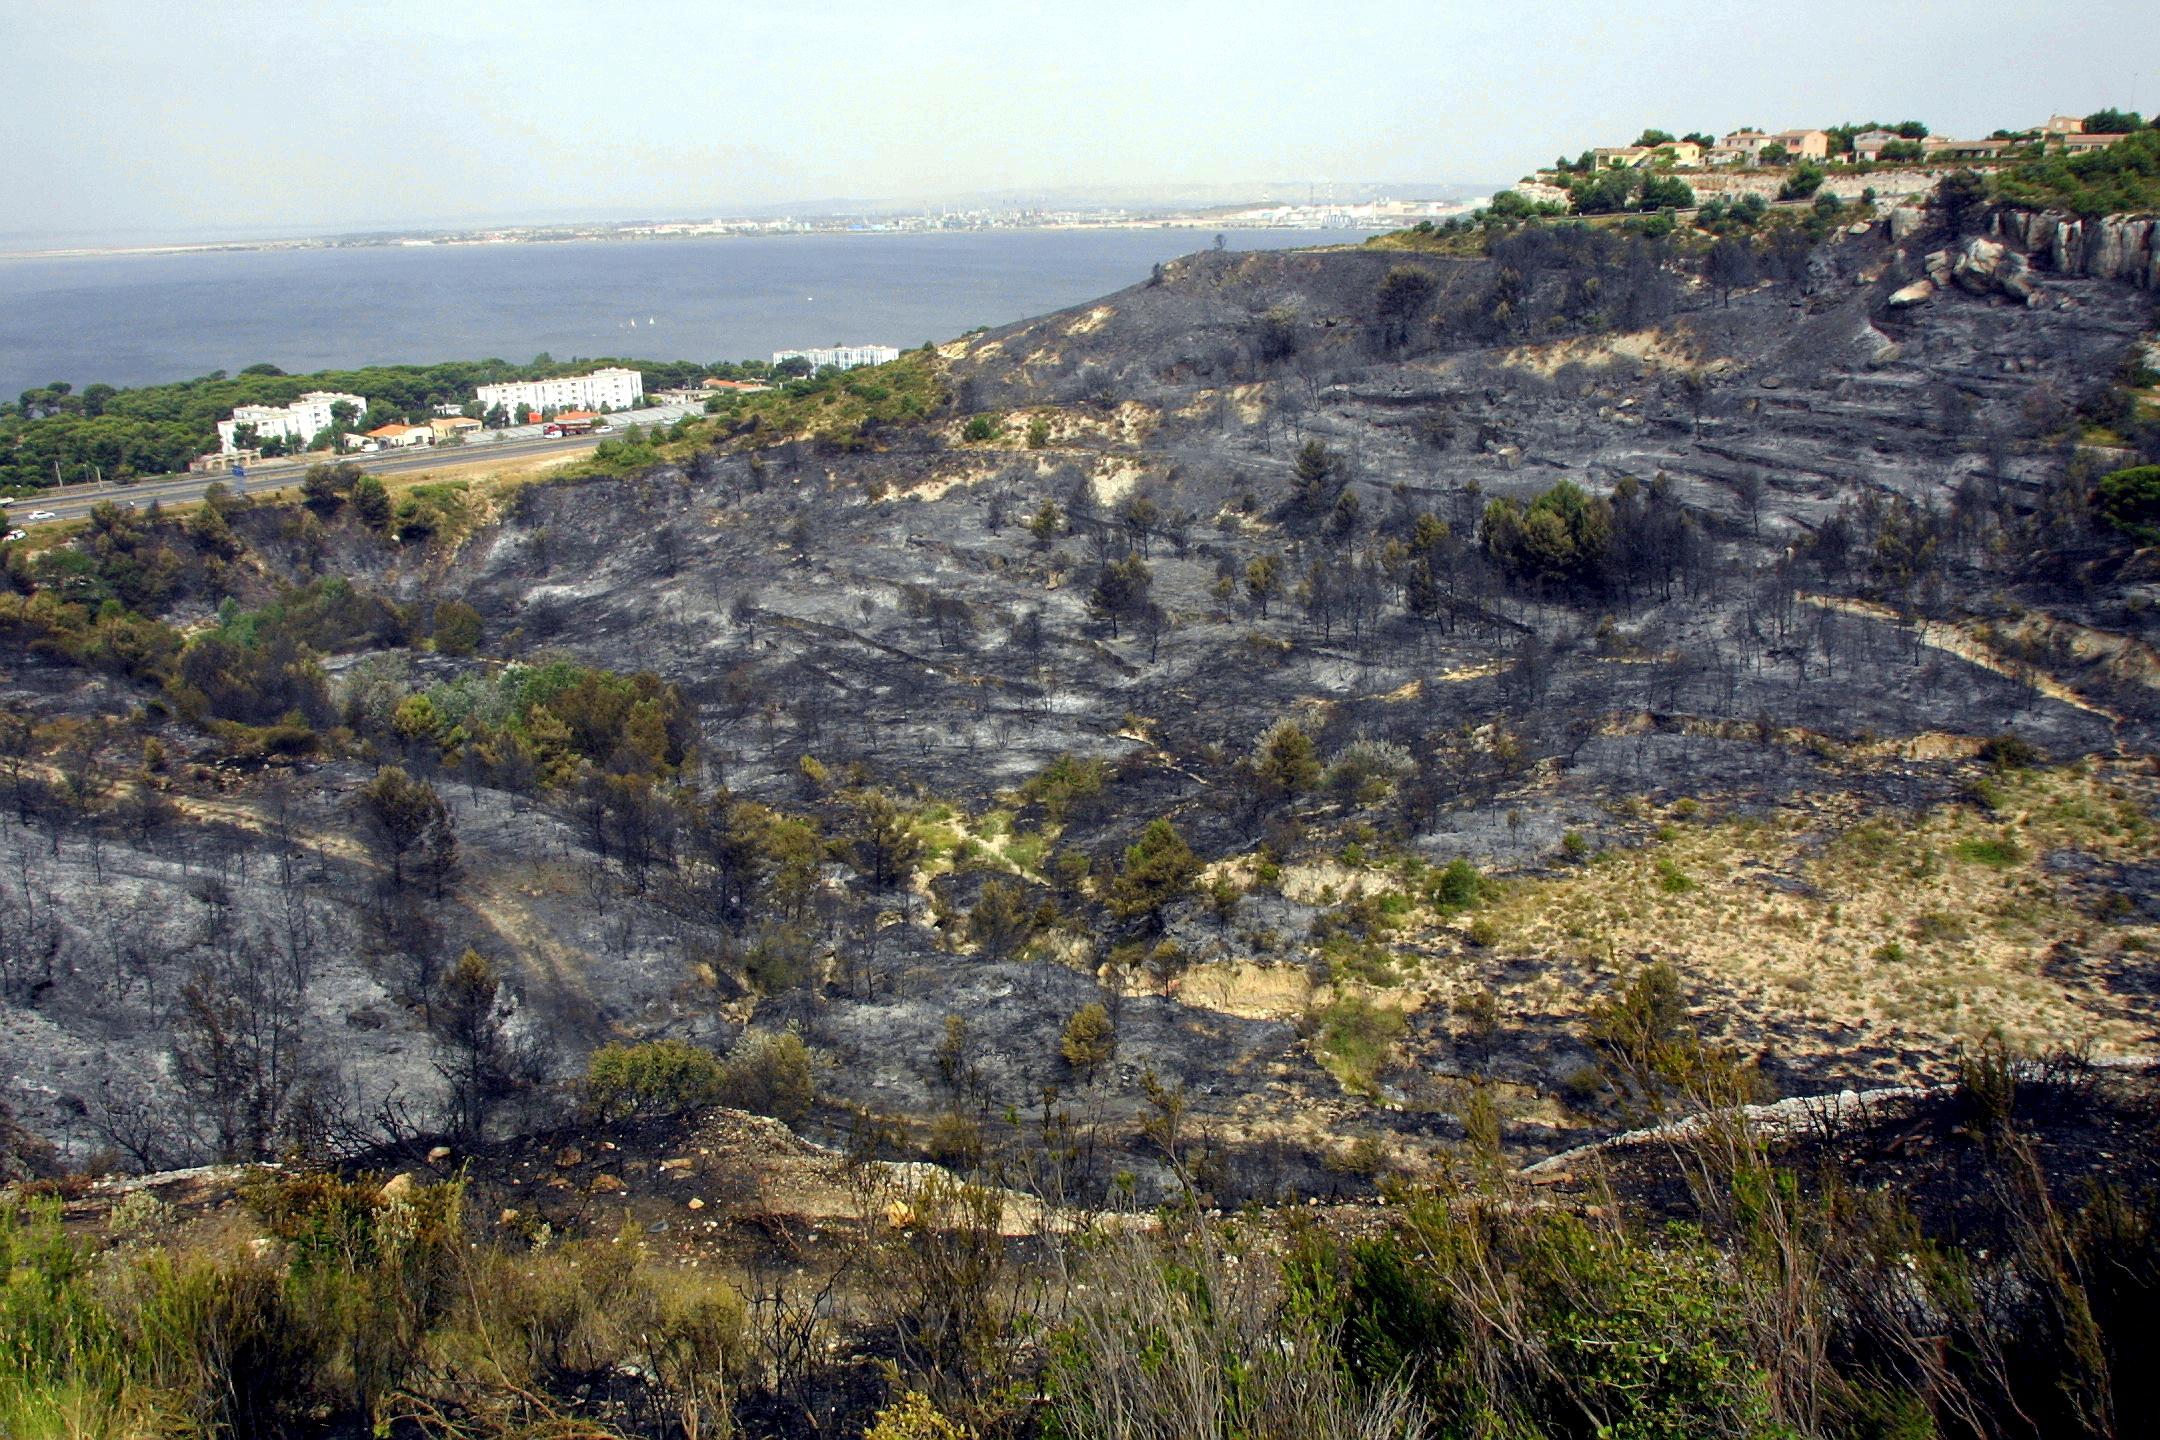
[3,0,2153,239]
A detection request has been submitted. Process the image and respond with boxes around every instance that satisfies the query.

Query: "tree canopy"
[1107,819,1201,929]
[2096,465,2160,545]
[2083,109,2146,136]
[1482,480,1614,588]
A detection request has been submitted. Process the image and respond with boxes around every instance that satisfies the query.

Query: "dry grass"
[1170,765,2157,1096]
[1453,766,2156,1060]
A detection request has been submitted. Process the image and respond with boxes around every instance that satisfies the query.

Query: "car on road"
[26,510,57,521]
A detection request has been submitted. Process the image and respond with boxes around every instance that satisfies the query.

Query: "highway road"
[3,430,616,529]
[0,403,708,533]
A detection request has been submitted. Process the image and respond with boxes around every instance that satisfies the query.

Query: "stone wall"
[1683,168,1945,203]
[1513,166,1951,210]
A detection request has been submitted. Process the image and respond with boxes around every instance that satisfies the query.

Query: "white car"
[3,530,24,542]
[25,510,57,522]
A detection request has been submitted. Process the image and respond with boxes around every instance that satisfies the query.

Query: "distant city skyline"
[0,181,1497,254]
[2,0,2153,243]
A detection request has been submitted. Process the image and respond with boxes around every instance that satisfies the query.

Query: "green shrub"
[1779,162,1827,200]
[867,1390,976,1439]
[2095,465,2160,545]
[1977,732,2040,772]
[1018,752,1107,823]
[430,599,483,656]
[1306,1195,1778,1438]
[1046,1230,1403,1440]
[1324,737,1415,805]
[1060,1002,1117,1080]
[583,1039,728,1123]
[0,1200,137,1437]
[1953,836,2025,869]
[123,1247,330,1436]
[961,413,999,443]
[350,474,392,530]
[1529,1218,1777,1438]
[1483,481,1612,588]
[1106,818,1201,928]
[1310,993,1407,1095]
[719,1029,817,1125]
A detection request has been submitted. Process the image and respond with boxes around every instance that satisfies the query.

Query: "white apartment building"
[474,366,645,418]
[216,390,367,454]
[772,344,900,371]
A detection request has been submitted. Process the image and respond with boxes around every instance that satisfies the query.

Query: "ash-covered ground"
[6,198,2159,1202]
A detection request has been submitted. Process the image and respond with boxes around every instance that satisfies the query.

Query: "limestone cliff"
[1994,207,2160,289]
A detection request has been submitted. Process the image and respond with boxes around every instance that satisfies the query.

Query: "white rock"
[1952,238,2009,293]
[1887,278,1936,308]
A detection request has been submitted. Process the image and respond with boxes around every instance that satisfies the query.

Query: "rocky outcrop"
[1509,180,1571,209]
[1910,237,2042,305]
[1994,207,2160,290]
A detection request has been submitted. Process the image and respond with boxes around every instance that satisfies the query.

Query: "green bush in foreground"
[1,1173,747,1439]
[1291,1200,1780,1440]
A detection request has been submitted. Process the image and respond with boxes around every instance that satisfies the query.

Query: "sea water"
[0,228,1373,396]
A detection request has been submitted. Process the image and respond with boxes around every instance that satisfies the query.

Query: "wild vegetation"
[1992,129,2160,217]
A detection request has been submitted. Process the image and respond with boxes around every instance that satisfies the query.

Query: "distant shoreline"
[0,212,1448,265]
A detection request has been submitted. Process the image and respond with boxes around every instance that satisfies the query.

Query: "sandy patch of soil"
[1066,305,1116,336]
[1503,328,1708,377]
[1090,457,1148,506]
[1171,960,1314,1021]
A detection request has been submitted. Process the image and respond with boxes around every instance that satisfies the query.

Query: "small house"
[364,422,433,449]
